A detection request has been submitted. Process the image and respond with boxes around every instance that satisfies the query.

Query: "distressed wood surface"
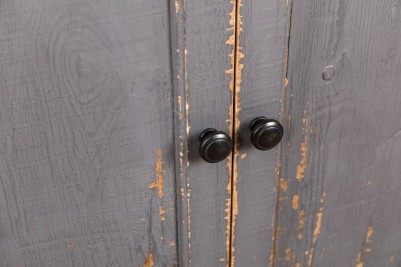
[231,0,289,266]
[275,0,401,266]
[170,0,237,265]
[0,0,177,266]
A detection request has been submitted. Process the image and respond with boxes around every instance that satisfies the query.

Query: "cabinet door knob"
[250,117,284,150]
[199,128,233,163]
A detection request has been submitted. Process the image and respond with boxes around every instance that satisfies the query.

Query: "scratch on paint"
[355,226,374,267]
[178,96,183,120]
[183,5,192,259]
[143,252,154,267]
[148,149,165,199]
[307,192,326,267]
[179,137,184,181]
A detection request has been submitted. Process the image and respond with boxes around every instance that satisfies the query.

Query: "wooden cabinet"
[1,0,401,266]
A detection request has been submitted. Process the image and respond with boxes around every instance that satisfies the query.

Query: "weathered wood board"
[231,0,289,266]
[0,0,177,265]
[275,0,401,266]
[170,0,237,265]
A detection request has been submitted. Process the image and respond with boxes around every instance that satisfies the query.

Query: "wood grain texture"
[170,0,234,266]
[231,0,289,266]
[0,0,177,265]
[275,0,401,266]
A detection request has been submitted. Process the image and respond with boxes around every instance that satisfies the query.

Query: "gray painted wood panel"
[232,0,289,266]
[170,0,236,265]
[0,0,177,266]
[275,0,401,266]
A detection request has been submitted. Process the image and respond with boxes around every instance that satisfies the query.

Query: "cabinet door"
[229,0,289,266]
[0,0,239,266]
[171,0,237,266]
[273,0,401,266]
[0,0,178,265]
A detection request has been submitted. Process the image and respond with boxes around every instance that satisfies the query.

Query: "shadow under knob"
[199,128,233,163]
[250,117,284,150]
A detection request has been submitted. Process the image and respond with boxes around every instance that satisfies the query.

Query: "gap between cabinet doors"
[227,0,243,266]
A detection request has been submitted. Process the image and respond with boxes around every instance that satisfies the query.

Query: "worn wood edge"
[169,0,191,265]
[271,0,295,266]
[226,0,244,266]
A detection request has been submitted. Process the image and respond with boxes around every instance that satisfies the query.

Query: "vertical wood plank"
[0,0,177,265]
[170,0,235,265]
[231,0,289,266]
[275,0,401,266]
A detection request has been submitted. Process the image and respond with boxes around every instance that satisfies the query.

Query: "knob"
[199,128,233,163]
[250,117,284,150]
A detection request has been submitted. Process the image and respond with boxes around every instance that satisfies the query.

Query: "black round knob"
[250,117,284,150]
[199,128,233,163]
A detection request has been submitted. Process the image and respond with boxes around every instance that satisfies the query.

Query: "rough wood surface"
[0,0,177,265]
[170,0,235,266]
[231,0,289,266]
[275,0,401,266]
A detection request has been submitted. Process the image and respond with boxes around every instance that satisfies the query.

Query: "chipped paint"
[297,210,305,240]
[285,247,301,267]
[356,252,363,267]
[169,241,176,247]
[308,193,326,267]
[355,225,374,267]
[148,149,165,199]
[175,0,180,15]
[292,195,299,210]
[279,178,289,192]
[295,135,308,180]
[240,153,247,159]
[366,226,373,243]
[225,0,244,265]
[143,252,154,267]
[160,207,166,221]
[285,248,295,262]
[296,108,309,181]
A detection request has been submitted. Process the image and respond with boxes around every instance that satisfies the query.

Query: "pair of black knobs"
[199,117,284,163]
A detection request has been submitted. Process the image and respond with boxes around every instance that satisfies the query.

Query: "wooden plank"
[231,0,289,266]
[0,0,177,265]
[170,0,235,265]
[275,0,401,266]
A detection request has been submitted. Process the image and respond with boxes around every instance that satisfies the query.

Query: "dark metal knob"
[250,117,284,150]
[199,128,233,163]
